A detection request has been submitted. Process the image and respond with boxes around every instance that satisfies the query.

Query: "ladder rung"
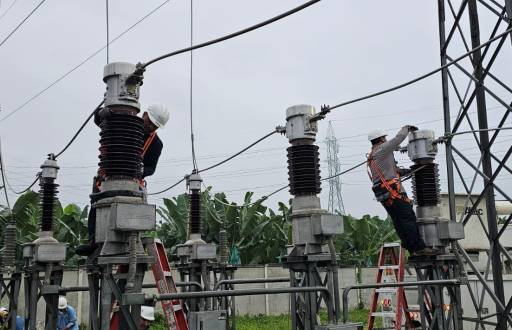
[379,265,400,270]
[163,271,173,277]
[371,312,396,317]
[383,243,401,247]
[376,288,398,293]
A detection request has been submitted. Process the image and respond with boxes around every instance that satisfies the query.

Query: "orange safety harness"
[142,131,157,157]
[367,151,410,206]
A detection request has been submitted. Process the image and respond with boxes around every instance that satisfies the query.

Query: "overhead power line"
[0,138,12,210]
[149,129,281,196]
[0,0,46,48]
[0,0,18,22]
[0,139,40,195]
[140,0,320,68]
[0,0,170,124]
[189,0,198,171]
[318,25,512,117]
[197,129,279,173]
[54,99,105,159]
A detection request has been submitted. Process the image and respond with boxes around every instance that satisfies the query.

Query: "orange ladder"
[367,243,413,330]
[110,238,189,330]
[146,237,189,330]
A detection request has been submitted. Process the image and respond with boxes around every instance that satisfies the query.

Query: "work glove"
[407,125,418,132]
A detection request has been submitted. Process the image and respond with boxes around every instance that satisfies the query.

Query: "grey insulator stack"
[218,229,229,264]
[39,176,58,232]
[2,223,16,268]
[411,163,440,207]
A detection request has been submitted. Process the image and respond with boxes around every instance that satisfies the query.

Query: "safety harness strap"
[367,152,410,204]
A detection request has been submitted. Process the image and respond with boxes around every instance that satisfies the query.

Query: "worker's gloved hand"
[407,125,418,132]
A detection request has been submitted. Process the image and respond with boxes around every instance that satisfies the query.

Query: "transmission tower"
[324,121,345,215]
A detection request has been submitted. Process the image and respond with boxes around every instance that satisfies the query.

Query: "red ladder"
[110,238,189,330]
[146,238,189,330]
[367,243,414,330]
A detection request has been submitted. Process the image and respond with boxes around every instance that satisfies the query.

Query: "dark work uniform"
[80,113,163,251]
[369,127,426,253]
[142,132,163,178]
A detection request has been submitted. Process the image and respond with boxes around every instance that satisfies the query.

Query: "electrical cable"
[198,129,279,173]
[0,0,47,48]
[0,138,12,210]
[0,0,170,124]
[0,0,18,22]
[148,177,186,196]
[209,159,369,209]
[139,0,321,69]
[189,0,198,171]
[149,129,280,196]
[54,99,105,159]
[317,25,512,117]
[1,154,40,196]
[444,126,512,139]
[106,0,109,64]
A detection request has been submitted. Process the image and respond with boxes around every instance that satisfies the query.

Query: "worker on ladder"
[77,105,170,256]
[367,126,435,256]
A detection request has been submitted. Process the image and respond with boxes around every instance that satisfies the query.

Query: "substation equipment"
[281,104,360,330]
[173,172,233,330]
[0,200,21,329]
[23,156,67,330]
[86,62,157,330]
[406,130,465,330]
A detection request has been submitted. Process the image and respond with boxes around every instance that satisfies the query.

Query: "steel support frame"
[437,0,512,329]
[283,259,337,330]
[0,273,21,330]
[23,264,63,330]
[410,257,464,330]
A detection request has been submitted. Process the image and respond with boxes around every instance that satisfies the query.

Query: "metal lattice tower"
[437,0,512,329]
[325,121,346,215]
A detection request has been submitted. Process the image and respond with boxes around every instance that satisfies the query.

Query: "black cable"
[148,177,186,196]
[198,130,278,173]
[0,0,170,124]
[0,0,47,48]
[257,159,369,203]
[54,100,105,159]
[140,0,321,68]
[0,139,12,210]
[321,160,368,181]
[149,129,280,196]
[190,0,198,171]
[319,25,512,117]
[106,0,110,64]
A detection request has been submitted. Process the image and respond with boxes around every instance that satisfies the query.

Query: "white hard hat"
[140,306,155,321]
[58,296,68,309]
[147,104,170,129]
[368,129,387,142]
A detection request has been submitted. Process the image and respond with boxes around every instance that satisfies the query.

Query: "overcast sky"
[0,0,510,219]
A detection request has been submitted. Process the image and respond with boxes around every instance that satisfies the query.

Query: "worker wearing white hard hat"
[76,104,170,257]
[141,105,169,177]
[57,296,79,330]
[367,125,436,256]
[139,306,155,330]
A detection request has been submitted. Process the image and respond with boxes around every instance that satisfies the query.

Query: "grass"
[149,309,373,330]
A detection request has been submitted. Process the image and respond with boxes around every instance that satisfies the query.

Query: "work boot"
[76,244,96,256]
[414,247,439,256]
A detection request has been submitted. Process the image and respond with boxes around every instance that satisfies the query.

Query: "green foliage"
[157,188,292,265]
[0,191,89,267]
[336,214,398,267]
[149,309,373,330]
